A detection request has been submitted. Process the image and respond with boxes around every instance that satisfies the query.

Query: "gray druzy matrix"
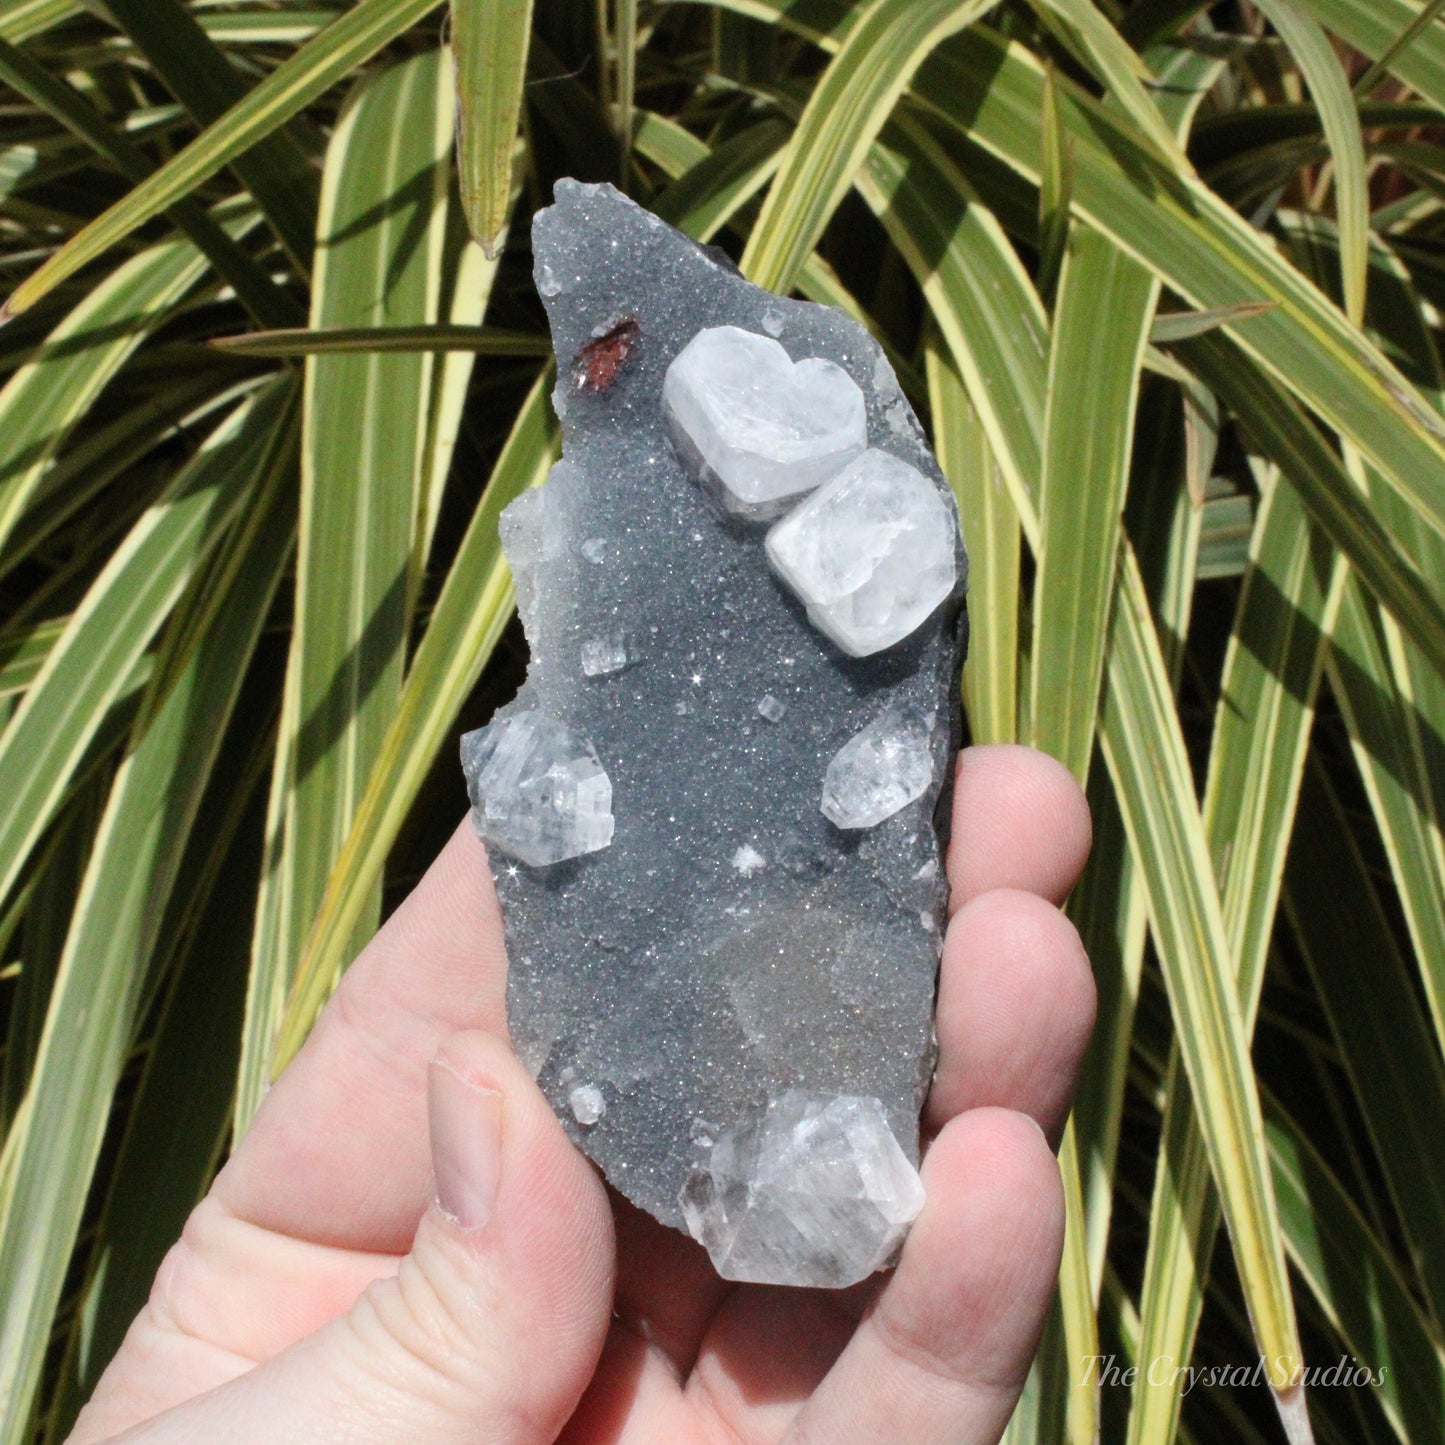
[462,181,968,1287]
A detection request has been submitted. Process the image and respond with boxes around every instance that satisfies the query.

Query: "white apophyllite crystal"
[461,710,614,867]
[581,628,631,677]
[662,325,867,519]
[756,694,786,723]
[679,1091,925,1288]
[821,706,935,830]
[765,448,957,657]
[569,1084,606,1125]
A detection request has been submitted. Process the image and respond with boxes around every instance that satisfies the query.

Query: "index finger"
[947,744,1092,911]
[215,815,508,1253]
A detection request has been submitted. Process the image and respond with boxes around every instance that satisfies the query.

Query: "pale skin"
[70,743,1096,1445]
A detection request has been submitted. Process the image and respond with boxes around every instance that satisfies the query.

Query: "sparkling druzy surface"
[462,181,968,1285]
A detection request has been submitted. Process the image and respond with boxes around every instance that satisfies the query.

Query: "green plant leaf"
[0,615,152,707]
[0,785,101,1140]
[0,232,222,562]
[700,2,1445,555]
[0,382,288,920]
[1346,0,1445,99]
[1101,542,1307,1419]
[925,335,1017,745]
[0,374,257,586]
[209,323,550,356]
[453,0,531,255]
[1252,0,1369,325]
[46,702,278,1439]
[1024,0,1195,177]
[1280,210,1445,1060]
[0,378,295,1441]
[644,116,790,241]
[0,37,300,328]
[101,0,320,273]
[2,0,446,317]
[856,117,1048,528]
[0,0,78,44]
[616,0,638,173]
[415,229,511,576]
[1036,63,1072,307]
[1265,1084,1445,1444]
[1151,300,1277,342]
[239,50,454,1124]
[1128,472,1344,1444]
[1025,222,1158,1442]
[1031,227,1158,784]
[739,0,996,294]
[1070,375,1203,1322]
[1179,331,1445,687]
[1284,756,1445,1337]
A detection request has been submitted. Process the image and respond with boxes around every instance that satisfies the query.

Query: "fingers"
[926,889,1096,1145]
[216,816,506,1252]
[948,745,1092,911]
[782,1109,1064,1445]
[83,1032,615,1445]
[929,745,1095,1147]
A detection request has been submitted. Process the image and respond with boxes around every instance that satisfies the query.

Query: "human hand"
[70,743,1094,1445]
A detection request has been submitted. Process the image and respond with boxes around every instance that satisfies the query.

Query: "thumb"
[114,1031,616,1444]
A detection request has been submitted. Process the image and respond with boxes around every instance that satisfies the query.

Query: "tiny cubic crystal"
[581,628,631,677]
[569,1084,606,1125]
[757,694,787,723]
[662,325,867,519]
[765,448,958,657]
[461,710,614,867]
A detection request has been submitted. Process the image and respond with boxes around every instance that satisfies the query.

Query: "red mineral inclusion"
[573,316,639,393]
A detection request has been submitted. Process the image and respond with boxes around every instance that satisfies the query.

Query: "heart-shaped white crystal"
[663,325,867,519]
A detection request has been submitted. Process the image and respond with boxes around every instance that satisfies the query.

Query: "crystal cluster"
[460,711,613,867]
[460,182,967,1289]
[680,1092,928,1287]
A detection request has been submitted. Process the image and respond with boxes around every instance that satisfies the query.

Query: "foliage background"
[1,0,1444,1440]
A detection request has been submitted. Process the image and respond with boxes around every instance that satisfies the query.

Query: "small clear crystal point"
[461,710,614,867]
[821,706,936,830]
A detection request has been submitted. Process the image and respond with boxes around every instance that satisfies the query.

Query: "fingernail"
[429,1059,503,1231]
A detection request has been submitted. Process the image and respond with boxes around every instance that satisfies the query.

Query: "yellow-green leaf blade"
[0,387,282,918]
[0,234,214,561]
[0,381,296,1441]
[739,0,995,295]
[1101,544,1306,1410]
[238,50,454,1124]
[3,0,445,318]
[453,0,531,255]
